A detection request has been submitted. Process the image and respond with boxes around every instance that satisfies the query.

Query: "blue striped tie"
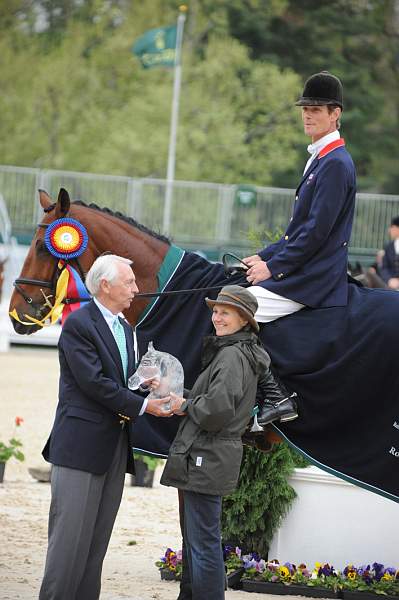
[112,318,128,382]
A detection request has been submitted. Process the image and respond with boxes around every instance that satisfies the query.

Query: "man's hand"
[145,377,160,391]
[145,397,173,417]
[246,261,272,284]
[242,254,262,267]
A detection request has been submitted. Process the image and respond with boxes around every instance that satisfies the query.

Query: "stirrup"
[222,252,249,277]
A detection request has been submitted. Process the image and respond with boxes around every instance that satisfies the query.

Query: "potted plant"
[131,452,163,487]
[0,416,25,483]
[341,563,399,599]
[155,548,182,581]
[241,557,342,598]
[224,545,245,589]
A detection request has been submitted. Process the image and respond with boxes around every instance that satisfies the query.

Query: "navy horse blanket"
[133,250,399,502]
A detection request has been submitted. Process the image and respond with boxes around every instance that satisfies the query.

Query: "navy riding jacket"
[258,141,356,308]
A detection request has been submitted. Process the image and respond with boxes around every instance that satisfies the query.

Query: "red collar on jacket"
[318,138,345,159]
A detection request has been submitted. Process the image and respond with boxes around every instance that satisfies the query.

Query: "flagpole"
[163,6,186,236]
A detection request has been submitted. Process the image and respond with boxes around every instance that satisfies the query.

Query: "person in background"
[39,254,171,600]
[160,285,289,600]
[380,216,399,290]
[243,71,357,427]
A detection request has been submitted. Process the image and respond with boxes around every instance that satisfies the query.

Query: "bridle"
[13,221,88,313]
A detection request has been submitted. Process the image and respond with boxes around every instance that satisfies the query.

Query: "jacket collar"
[201,330,257,370]
[296,138,346,193]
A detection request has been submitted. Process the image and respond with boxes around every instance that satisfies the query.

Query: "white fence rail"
[1,164,399,260]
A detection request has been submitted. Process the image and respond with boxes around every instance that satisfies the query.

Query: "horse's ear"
[55,188,71,218]
[39,189,53,210]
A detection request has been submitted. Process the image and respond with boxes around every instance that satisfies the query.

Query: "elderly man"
[39,254,170,600]
[243,71,357,426]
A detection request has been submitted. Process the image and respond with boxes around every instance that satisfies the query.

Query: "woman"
[160,284,288,599]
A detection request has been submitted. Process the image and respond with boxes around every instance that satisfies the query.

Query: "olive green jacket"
[160,330,270,496]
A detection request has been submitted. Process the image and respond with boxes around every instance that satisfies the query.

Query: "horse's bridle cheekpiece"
[11,216,90,328]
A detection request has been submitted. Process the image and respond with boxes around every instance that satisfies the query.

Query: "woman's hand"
[170,392,186,415]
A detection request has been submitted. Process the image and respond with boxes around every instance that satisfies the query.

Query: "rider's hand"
[246,261,272,284]
[145,397,173,417]
[388,277,399,290]
[242,254,262,267]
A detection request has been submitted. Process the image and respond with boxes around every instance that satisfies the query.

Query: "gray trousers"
[39,429,128,600]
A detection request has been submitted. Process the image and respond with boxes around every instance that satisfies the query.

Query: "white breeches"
[248,286,305,323]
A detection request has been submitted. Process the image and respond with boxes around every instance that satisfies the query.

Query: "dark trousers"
[182,490,225,600]
[39,429,128,600]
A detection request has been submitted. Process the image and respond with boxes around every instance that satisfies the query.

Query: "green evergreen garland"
[221,443,308,556]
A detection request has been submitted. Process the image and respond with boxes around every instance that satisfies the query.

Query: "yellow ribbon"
[9,263,70,328]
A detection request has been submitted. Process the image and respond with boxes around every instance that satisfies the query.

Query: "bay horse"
[9,188,399,504]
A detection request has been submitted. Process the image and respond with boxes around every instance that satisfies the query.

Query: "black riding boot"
[256,370,298,427]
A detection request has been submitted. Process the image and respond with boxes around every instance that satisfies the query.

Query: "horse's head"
[9,188,97,334]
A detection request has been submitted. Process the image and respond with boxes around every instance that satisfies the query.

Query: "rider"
[244,71,357,427]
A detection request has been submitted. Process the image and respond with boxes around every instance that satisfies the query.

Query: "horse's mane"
[48,199,171,244]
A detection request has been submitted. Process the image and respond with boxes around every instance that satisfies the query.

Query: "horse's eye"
[35,240,50,256]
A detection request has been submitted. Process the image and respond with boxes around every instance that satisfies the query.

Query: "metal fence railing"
[1,164,398,262]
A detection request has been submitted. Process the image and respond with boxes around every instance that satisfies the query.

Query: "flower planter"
[242,580,341,598]
[160,569,179,581]
[0,461,5,483]
[342,591,398,600]
[227,567,244,589]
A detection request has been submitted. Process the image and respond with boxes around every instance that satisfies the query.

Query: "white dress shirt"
[93,297,147,415]
[303,130,340,175]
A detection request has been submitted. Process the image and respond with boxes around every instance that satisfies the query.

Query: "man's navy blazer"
[43,300,145,475]
[258,143,356,308]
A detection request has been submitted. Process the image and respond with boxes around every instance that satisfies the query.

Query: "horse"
[9,188,399,503]
[348,261,387,289]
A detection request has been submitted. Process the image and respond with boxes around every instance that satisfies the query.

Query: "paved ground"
[0,347,332,600]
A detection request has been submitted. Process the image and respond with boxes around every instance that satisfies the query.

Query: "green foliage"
[221,444,298,556]
[133,451,163,471]
[0,1,302,186]
[225,0,399,192]
[0,438,25,463]
[0,1,397,192]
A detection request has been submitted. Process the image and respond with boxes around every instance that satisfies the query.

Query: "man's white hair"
[85,254,133,297]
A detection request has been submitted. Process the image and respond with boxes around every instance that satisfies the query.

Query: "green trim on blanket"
[136,244,185,326]
[272,424,399,504]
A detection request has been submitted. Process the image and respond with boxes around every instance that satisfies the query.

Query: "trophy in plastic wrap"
[128,342,184,411]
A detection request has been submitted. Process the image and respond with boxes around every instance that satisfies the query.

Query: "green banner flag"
[132,25,177,69]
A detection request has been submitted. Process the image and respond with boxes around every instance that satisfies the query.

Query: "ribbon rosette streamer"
[9,218,90,327]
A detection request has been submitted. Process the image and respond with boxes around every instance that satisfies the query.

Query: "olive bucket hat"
[295,71,343,110]
[205,285,259,333]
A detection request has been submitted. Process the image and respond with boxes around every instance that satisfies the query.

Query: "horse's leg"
[366,269,388,289]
